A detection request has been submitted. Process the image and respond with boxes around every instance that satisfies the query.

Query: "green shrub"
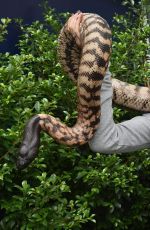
[0,1,150,229]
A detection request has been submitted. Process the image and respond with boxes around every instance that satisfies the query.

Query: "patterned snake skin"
[16,13,150,169]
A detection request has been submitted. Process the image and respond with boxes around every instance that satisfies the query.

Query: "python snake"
[16,13,150,169]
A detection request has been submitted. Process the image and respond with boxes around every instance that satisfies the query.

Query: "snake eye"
[19,144,28,157]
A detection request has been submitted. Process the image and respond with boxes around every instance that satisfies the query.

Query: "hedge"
[0,1,150,229]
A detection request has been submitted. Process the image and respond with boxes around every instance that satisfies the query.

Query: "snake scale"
[16,13,150,169]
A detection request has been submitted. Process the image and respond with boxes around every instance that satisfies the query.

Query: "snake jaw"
[16,115,41,170]
[16,144,40,170]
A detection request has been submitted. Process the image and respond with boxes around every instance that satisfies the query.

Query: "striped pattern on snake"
[16,13,150,170]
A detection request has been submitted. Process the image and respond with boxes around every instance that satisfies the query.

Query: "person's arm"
[67,12,150,154]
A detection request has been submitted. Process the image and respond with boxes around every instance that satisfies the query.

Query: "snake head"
[16,143,40,170]
[16,115,41,170]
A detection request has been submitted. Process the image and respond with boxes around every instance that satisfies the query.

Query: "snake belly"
[16,13,112,169]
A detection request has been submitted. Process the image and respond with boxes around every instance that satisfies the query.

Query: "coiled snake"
[16,13,150,169]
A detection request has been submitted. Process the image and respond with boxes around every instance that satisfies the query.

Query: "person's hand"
[67,12,83,47]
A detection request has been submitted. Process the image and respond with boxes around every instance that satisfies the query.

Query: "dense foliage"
[0,1,150,229]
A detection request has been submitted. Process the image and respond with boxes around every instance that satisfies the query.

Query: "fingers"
[67,12,82,33]
[67,11,83,47]
[74,13,83,38]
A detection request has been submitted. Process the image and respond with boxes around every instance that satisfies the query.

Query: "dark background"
[0,0,127,53]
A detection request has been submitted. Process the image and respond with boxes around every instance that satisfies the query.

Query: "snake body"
[16,13,150,169]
